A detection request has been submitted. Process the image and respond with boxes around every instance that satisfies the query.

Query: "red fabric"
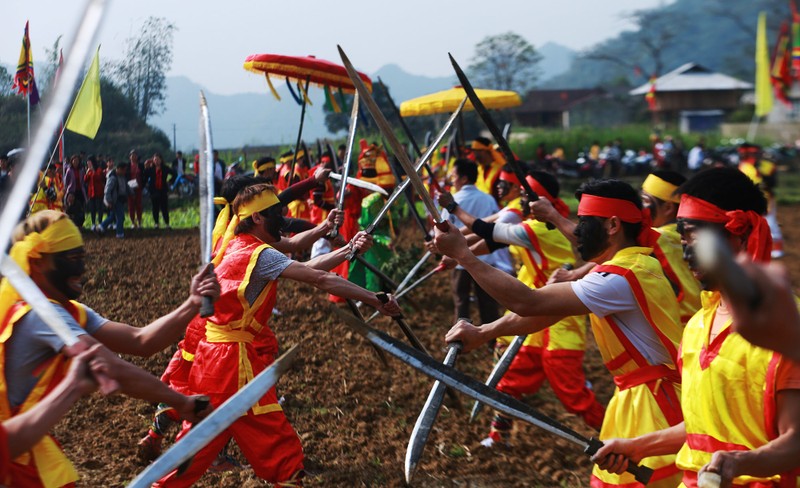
[244,53,372,91]
[0,425,8,482]
[497,345,605,429]
[155,410,303,487]
[525,176,570,218]
[578,195,643,223]
[677,194,773,263]
[499,170,520,186]
[155,166,163,190]
[84,169,104,198]
[329,186,364,303]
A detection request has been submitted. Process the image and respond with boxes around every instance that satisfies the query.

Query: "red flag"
[772,22,793,107]
[12,21,39,105]
[645,75,657,111]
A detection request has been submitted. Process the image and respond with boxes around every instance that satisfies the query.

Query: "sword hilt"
[175,395,212,476]
[199,264,215,318]
[584,437,653,485]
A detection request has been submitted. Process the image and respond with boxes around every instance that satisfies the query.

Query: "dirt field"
[57,205,800,487]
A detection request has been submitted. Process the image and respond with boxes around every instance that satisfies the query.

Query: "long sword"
[342,96,464,261]
[0,0,116,395]
[198,91,215,317]
[405,320,467,483]
[335,312,654,486]
[339,46,450,233]
[448,54,557,231]
[365,261,445,324]
[330,93,359,239]
[127,346,299,487]
[469,334,525,422]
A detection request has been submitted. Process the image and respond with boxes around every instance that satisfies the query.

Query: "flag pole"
[27,94,31,147]
[26,125,68,217]
[747,114,760,142]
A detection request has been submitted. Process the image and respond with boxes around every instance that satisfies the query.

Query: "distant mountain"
[150,66,457,150]
[537,42,576,83]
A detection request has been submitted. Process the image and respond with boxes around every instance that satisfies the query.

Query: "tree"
[112,17,176,123]
[468,32,542,95]
[0,65,13,97]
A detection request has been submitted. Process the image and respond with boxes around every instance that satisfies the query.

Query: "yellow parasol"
[399,86,521,117]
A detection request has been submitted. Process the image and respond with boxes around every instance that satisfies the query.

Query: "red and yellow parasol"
[243,54,372,112]
[399,86,521,117]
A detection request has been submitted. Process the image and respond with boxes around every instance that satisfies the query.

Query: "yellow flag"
[755,12,773,118]
[66,47,102,139]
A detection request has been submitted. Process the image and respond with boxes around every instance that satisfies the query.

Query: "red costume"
[155,233,303,487]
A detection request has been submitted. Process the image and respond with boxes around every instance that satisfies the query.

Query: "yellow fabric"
[0,217,83,338]
[588,247,683,487]
[65,47,102,139]
[181,349,195,362]
[642,174,680,203]
[499,220,586,352]
[739,162,763,185]
[399,86,521,117]
[0,301,88,488]
[212,198,231,252]
[676,291,787,485]
[656,223,702,326]
[237,190,280,220]
[205,325,255,344]
[264,72,281,100]
[476,159,504,195]
[755,12,773,117]
[253,160,275,175]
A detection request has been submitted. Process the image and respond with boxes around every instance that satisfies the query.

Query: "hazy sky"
[5,0,668,96]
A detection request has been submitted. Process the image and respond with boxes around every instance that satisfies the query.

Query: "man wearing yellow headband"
[641,170,701,326]
[0,211,219,487]
[471,136,506,196]
[156,184,400,487]
[594,168,800,487]
[436,179,684,488]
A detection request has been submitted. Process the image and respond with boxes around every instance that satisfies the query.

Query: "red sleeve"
[0,424,9,480]
[776,357,800,391]
[278,175,317,204]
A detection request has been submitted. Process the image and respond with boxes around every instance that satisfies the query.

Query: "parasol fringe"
[325,85,342,113]
[297,80,312,106]
[264,73,281,101]
[286,78,303,105]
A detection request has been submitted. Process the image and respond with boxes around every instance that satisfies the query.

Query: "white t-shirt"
[571,271,673,366]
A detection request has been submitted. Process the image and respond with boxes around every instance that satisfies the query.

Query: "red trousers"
[128,187,143,223]
[154,409,304,487]
[497,345,605,429]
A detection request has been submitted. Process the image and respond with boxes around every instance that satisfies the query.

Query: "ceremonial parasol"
[399,86,521,117]
[243,53,373,178]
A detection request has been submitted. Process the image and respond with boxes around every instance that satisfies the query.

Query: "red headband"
[499,170,520,186]
[677,194,772,262]
[578,194,658,247]
[527,176,570,218]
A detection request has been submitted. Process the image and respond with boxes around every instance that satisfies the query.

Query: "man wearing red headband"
[435,179,684,488]
[440,170,605,445]
[593,168,800,487]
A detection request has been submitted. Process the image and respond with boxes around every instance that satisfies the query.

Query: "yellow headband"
[0,216,83,326]
[642,174,680,203]
[236,190,280,219]
[253,160,275,174]
[211,189,280,267]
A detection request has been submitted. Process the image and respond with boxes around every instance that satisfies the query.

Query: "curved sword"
[198,91,215,317]
[469,335,525,422]
[339,46,449,232]
[329,172,387,196]
[127,346,299,487]
[335,313,655,486]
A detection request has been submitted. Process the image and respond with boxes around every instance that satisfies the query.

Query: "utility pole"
[172,123,177,154]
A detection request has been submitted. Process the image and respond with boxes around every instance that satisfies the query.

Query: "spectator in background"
[440,158,509,326]
[63,154,86,229]
[83,156,106,232]
[144,152,176,229]
[100,161,128,238]
[213,150,225,196]
[687,140,705,173]
[173,151,186,178]
[0,154,12,201]
[126,150,144,229]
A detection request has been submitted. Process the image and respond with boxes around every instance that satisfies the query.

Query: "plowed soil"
[56,205,800,487]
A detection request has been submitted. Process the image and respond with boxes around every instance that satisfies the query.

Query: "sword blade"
[127,346,299,488]
[0,0,107,254]
[336,93,360,213]
[198,91,215,264]
[339,46,453,228]
[395,251,432,295]
[448,54,539,202]
[336,313,655,485]
[405,343,461,483]
[470,335,525,422]
[329,172,388,196]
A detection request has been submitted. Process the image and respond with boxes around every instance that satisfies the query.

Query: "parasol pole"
[289,75,311,183]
